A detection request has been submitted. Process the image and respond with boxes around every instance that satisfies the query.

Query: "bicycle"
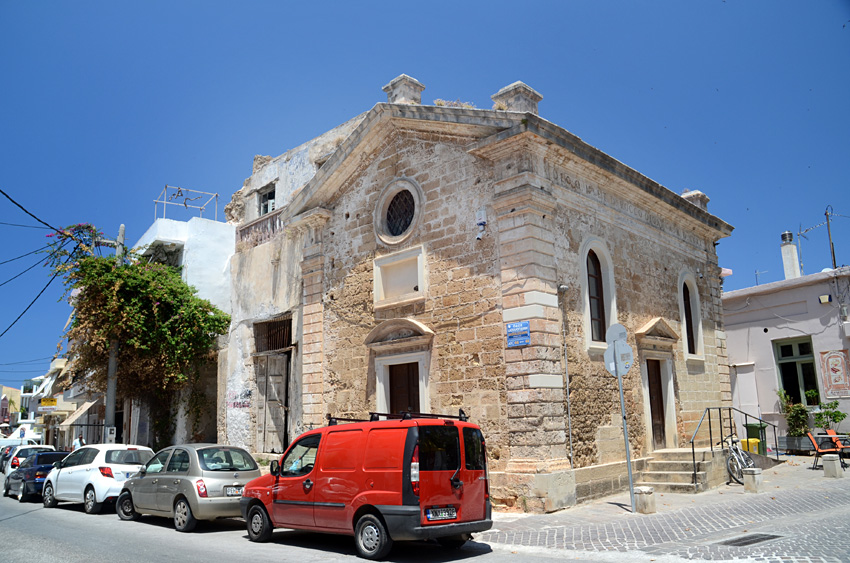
[718,434,755,484]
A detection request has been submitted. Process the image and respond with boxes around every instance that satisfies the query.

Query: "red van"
[240,410,492,559]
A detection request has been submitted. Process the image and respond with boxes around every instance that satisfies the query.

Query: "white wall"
[723,269,850,433]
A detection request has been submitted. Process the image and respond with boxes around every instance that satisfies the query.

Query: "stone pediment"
[365,318,434,354]
[635,317,679,348]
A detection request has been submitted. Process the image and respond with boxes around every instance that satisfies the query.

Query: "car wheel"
[354,513,393,560]
[436,534,470,549]
[42,482,58,508]
[2,478,8,497]
[17,484,28,503]
[84,486,102,514]
[116,491,141,521]
[173,498,197,532]
[246,504,273,542]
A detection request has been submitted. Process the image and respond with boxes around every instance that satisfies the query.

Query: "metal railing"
[688,406,779,491]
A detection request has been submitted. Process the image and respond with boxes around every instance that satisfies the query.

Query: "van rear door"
[417,423,486,525]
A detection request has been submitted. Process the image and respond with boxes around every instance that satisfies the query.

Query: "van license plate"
[225,486,243,497]
[426,507,456,521]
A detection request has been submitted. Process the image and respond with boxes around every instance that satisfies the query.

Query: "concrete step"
[646,460,709,473]
[650,448,715,462]
[639,470,705,485]
[634,480,708,494]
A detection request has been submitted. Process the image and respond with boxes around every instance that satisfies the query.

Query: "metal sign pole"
[614,339,636,514]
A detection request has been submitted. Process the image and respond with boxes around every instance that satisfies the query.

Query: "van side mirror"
[269,460,279,476]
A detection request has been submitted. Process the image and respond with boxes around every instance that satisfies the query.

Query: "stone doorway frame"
[365,318,434,415]
[636,317,680,451]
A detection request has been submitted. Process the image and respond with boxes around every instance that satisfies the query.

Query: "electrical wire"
[0,221,52,230]
[0,259,45,289]
[0,356,54,366]
[0,243,79,340]
[0,245,52,265]
[0,188,64,234]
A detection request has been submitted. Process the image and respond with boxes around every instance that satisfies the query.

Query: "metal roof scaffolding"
[154,185,220,221]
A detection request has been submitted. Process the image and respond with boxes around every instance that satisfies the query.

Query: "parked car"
[2,445,55,476]
[4,451,69,501]
[0,446,14,471]
[43,444,154,514]
[116,444,261,532]
[0,440,37,469]
[240,411,492,560]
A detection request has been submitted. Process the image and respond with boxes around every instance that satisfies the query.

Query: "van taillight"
[196,479,208,498]
[410,444,420,496]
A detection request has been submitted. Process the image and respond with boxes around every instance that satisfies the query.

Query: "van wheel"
[116,491,141,521]
[174,498,197,532]
[354,513,393,560]
[246,504,273,542]
[84,486,102,514]
[437,533,470,549]
[42,482,58,508]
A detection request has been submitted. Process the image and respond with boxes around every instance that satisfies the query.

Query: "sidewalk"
[479,455,850,562]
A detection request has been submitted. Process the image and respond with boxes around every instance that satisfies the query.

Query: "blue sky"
[1,1,848,388]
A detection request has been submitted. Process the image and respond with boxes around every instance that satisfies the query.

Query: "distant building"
[220,75,733,511]
[723,232,850,438]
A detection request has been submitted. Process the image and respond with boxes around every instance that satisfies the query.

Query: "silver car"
[116,444,261,532]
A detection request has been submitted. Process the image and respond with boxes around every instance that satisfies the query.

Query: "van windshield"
[419,426,459,471]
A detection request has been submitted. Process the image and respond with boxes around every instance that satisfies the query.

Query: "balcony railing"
[237,208,287,250]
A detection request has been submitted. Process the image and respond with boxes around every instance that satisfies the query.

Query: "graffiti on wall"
[820,349,850,398]
[226,389,252,409]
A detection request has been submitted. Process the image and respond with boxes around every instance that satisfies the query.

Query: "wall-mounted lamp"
[818,294,833,304]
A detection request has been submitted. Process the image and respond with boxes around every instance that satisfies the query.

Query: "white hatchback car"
[2,444,55,477]
[43,444,154,514]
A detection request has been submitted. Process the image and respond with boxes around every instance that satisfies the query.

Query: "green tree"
[47,224,230,446]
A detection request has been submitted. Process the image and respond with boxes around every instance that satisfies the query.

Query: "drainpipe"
[557,284,574,467]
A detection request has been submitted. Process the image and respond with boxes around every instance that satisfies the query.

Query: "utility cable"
[0,259,45,288]
[0,187,66,236]
[0,269,61,339]
[0,243,79,340]
[0,245,52,265]
[0,221,52,230]
[0,356,54,366]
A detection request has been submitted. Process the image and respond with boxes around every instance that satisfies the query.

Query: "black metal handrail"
[688,406,779,491]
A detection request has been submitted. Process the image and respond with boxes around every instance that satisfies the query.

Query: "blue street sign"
[507,335,530,348]
[506,321,530,337]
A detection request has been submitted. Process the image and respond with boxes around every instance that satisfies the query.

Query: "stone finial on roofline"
[491,81,543,114]
[382,74,425,104]
[682,190,710,211]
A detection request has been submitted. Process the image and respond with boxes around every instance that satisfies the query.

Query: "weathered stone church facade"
[219,75,733,511]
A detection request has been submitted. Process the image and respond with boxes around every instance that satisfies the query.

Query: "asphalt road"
[0,496,577,563]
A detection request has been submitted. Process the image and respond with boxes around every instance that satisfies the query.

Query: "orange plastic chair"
[807,432,844,470]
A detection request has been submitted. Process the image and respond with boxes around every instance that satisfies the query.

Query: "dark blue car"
[4,451,69,502]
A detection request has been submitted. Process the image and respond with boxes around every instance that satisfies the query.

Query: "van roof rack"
[325,409,470,426]
[368,409,469,422]
[325,414,370,426]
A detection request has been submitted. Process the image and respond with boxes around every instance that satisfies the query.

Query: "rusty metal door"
[256,354,290,453]
[647,359,666,449]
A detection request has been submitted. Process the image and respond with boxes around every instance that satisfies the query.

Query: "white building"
[723,232,850,439]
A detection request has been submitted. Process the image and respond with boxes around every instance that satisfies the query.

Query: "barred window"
[254,317,292,353]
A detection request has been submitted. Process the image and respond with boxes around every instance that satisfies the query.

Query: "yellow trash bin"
[742,438,759,454]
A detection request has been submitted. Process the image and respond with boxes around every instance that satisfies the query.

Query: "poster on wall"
[820,349,850,398]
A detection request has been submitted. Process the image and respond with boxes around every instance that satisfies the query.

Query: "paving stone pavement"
[479,455,850,562]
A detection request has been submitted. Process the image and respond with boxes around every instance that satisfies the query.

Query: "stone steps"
[637,449,716,493]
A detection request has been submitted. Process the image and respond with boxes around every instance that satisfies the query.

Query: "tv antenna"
[797,205,844,274]
[754,269,768,285]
